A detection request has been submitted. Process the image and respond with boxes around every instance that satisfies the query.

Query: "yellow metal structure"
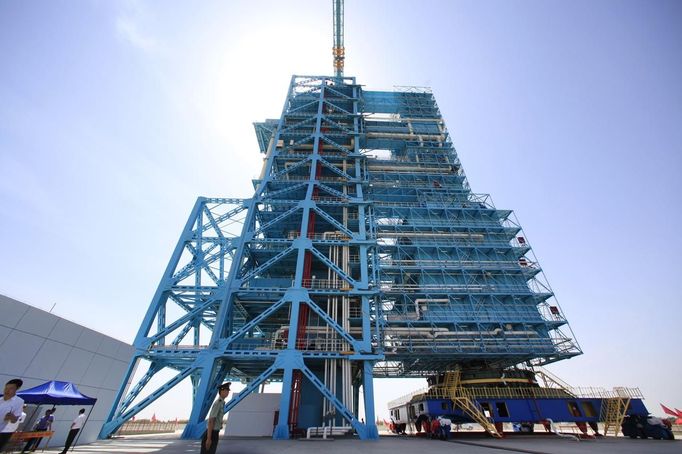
[535,367,573,390]
[332,0,345,77]
[405,383,641,401]
[601,397,631,437]
[386,367,644,439]
[437,370,502,438]
[333,47,345,75]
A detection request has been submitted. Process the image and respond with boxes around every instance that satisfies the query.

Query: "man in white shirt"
[437,416,452,440]
[0,378,25,451]
[59,408,86,454]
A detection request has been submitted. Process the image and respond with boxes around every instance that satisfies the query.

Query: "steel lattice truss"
[100,75,581,441]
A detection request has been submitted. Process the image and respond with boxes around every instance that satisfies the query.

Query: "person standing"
[0,378,25,451]
[22,408,54,452]
[59,408,85,454]
[430,416,440,439]
[438,415,452,440]
[201,382,231,454]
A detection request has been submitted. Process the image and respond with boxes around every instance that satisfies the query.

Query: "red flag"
[661,404,677,416]
[151,413,157,422]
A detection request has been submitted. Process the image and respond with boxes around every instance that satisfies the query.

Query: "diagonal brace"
[100,366,194,437]
[304,298,360,351]
[223,363,279,413]
[272,156,311,180]
[240,246,295,283]
[146,290,224,347]
[320,135,352,154]
[318,156,354,180]
[312,206,354,237]
[299,363,362,433]
[219,297,288,351]
[309,246,356,287]
[316,183,348,200]
[252,206,301,238]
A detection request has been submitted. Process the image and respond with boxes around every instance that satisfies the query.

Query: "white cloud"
[113,0,162,53]
[115,15,158,52]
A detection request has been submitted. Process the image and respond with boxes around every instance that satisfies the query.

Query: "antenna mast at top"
[333,0,344,78]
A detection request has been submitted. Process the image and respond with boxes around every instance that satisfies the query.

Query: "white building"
[0,294,133,448]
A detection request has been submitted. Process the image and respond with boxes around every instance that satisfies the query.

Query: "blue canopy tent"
[18,381,97,405]
[17,381,97,451]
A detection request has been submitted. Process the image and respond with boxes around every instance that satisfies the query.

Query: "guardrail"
[118,421,180,435]
[387,386,644,408]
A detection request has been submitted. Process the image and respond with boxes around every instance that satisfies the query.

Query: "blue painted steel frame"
[101,75,383,441]
[101,73,580,441]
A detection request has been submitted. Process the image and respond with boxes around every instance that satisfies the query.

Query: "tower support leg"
[182,361,218,439]
[361,361,379,440]
[273,367,294,439]
[99,357,140,438]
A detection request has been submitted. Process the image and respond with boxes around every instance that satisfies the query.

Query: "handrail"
[387,386,643,407]
[378,259,538,269]
[378,283,544,293]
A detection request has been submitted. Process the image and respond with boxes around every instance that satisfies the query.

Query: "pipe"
[306,425,352,439]
[545,418,580,441]
[367,165,448,173]
[413,298,449,318]
[275,325,537,341]
[377,232,484,239]
[365,116,444,123]
[342,170,351,415]
[365,132,444,141]
[277,326,536,336]
[433,331,538,337]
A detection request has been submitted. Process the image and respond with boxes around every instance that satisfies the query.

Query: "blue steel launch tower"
[101,2,581,442]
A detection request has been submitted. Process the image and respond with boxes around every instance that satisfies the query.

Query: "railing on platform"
[378,258,538,269]
[302,278,354,290]
[388,385,643,407]
[287,232,352,241]
[117,420,180,435]
[378,283,544,293]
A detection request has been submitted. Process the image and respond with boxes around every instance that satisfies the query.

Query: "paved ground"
[34,433,680,454]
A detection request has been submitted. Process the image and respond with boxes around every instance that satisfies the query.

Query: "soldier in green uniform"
[201,382,231,454]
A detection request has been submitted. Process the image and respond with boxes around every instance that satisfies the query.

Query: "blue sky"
[1,0,680,420]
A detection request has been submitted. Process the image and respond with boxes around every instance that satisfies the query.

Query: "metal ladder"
[601,397,630,437]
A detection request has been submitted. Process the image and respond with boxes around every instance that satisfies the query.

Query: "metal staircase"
[601,397,630,437]
[535,367,573,390]
[442,370,502,438]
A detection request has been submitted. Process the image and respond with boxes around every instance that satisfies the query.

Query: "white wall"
[224,393,281,437]
[0,294,133,448]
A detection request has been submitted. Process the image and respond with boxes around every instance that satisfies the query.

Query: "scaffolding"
[364,88,581,378]
[100,75,582,441]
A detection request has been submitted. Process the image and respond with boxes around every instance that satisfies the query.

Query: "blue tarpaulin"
[17,380,97,405]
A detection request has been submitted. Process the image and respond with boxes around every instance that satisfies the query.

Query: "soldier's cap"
[218,382,231,391]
